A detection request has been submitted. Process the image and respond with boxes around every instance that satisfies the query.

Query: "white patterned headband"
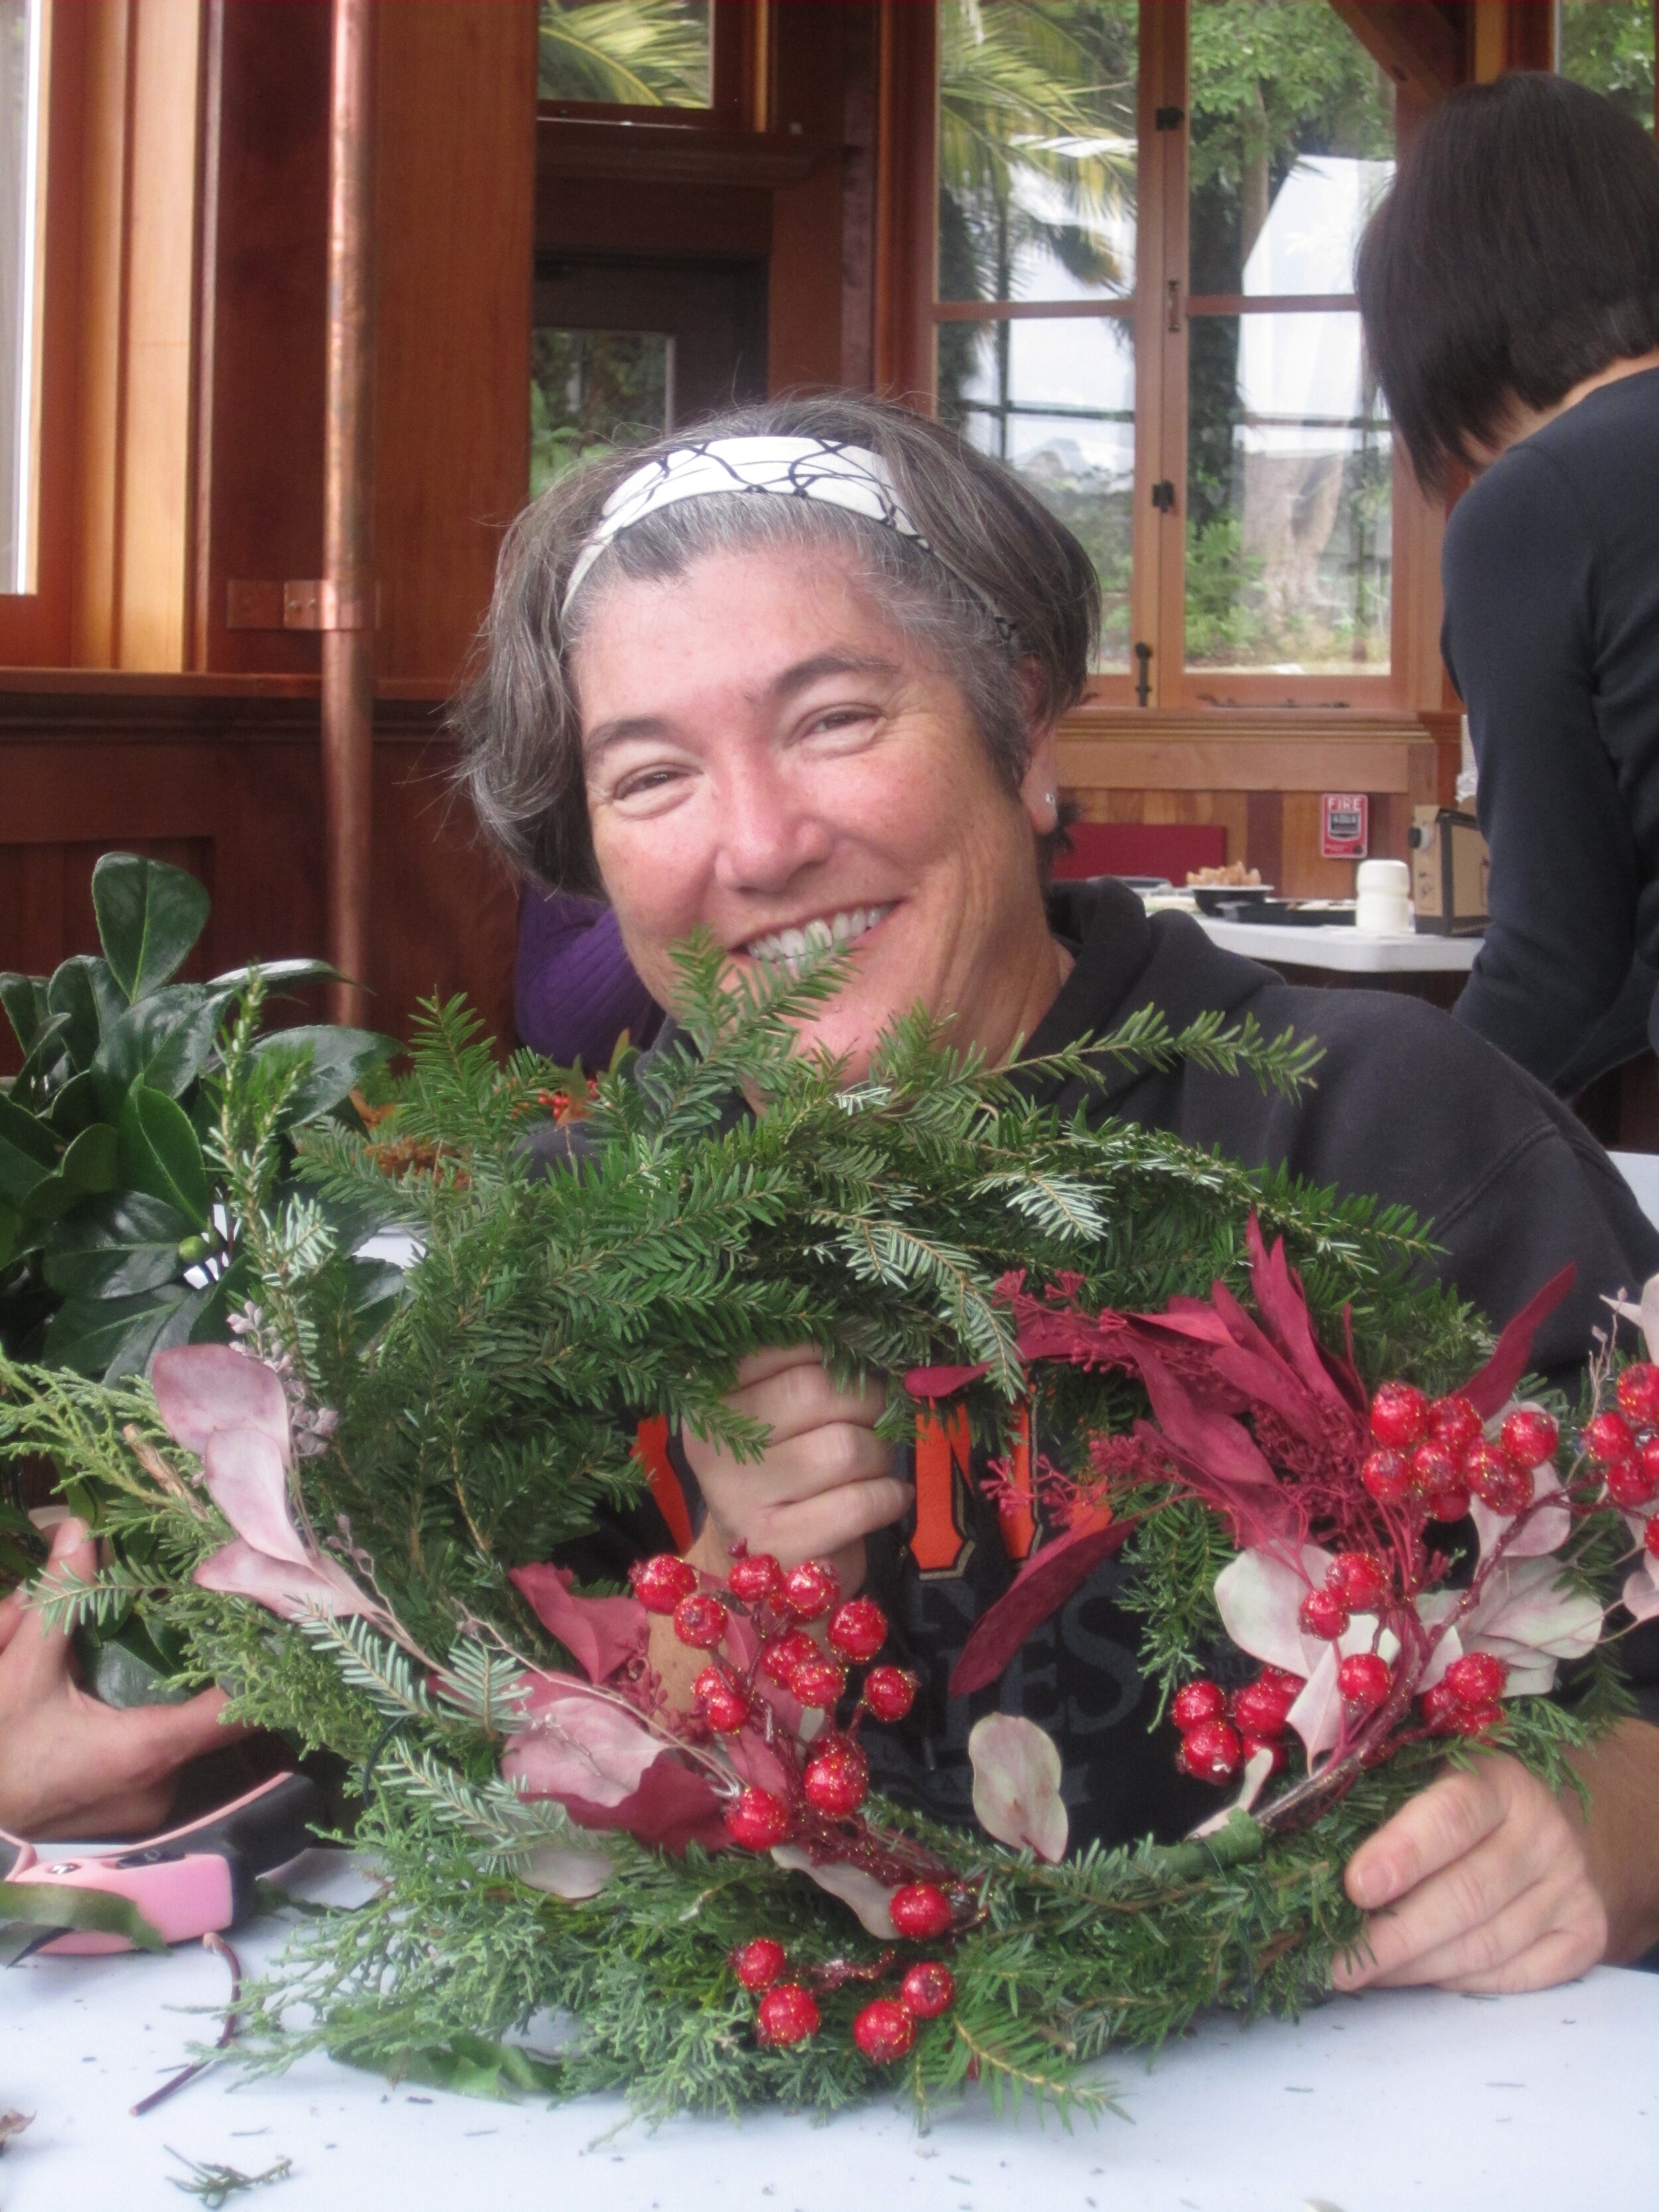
[560,434,1014,643]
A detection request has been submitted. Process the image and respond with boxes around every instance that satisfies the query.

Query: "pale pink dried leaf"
[1188,1744,1277,1837]
[1286,1645,1344,1761]
[770,1844,902,1937]
[1621,1564,1659,1623]
[153,1345,291,1461]
[193,1539,376,1621]
[1471,1461,1571,1563]
[200,1428,311,1567]
[502,1684,668,1810]
[1214,1544,1332,1680]
[517,1842,616,1900]
[968,1712,1068,1862]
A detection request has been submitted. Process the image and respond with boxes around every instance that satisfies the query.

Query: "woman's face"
[575,545,1065,1084]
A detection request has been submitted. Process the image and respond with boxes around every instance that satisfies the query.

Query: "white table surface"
[3,1899,1656,2212]
[1193,919,1480,974]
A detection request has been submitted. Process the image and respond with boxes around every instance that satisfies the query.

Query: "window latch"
[1133,641,1153,708]
[1155,106,1185,131]
[1150,480,1177,514]
[1166,279,1182,334]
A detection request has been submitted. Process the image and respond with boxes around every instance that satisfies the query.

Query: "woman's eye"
[611,765,689,807]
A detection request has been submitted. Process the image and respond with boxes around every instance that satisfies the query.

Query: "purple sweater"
[514,889,663,1069]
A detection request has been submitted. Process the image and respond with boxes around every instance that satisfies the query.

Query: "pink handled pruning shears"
[2,1771,324,1955]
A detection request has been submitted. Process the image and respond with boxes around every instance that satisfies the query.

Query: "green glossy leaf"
[42,1282,208,1381]
[47,954,123,1069]
[0,1878,167,1953]
[91,984,230,1114]
[21,1171,79,1224]
[8,1011,73,1111]
[188,1248,256,1343]
[48,1070,104,1138]
[0,1092,56,1207]
[60,1122,118,1193]
[117,1085,212,1229]
[91,852,211,1003]
[0,972,47,1057]
[43,1191,191,1296]
[0,1199,17,1271]
[252,1025,396,1128]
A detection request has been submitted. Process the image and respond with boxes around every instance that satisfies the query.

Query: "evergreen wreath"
[1,944,1648,2121]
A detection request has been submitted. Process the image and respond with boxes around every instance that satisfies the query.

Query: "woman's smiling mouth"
[741,903,896,969]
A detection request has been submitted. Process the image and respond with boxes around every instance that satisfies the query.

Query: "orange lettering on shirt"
[633,1416,694,1553]
[996,1402,1037,1562]
[911,1406,972,1574]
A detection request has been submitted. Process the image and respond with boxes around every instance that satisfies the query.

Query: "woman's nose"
[710,766,834,895]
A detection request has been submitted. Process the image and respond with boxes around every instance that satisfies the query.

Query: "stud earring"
[1045,790,1056,807]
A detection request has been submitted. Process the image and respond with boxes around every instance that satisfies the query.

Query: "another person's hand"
[678,1345,913,1599]
[1333,1752,1608,1993]
[0,1518,247,1842]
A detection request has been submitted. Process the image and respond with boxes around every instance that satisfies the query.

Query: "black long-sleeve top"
[1443,364,1659,1091]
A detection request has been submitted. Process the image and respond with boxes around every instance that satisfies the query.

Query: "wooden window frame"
[536,0,768,132]
[920,0,1444,716]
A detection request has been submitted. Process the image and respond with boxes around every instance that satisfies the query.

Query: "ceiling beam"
[1327,1,1465,110]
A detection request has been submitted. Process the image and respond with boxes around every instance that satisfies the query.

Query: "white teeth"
[743,904,893,968]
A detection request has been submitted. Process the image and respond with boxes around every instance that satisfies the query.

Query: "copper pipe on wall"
[322,0,377,1029]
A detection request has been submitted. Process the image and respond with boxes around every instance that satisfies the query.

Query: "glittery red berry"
[862,1664,918,1722]
[1298,1585,1350,1641]
[1426,1484,1473,1522]
[889,1883,954,1941]
[1233,1674,1298,1737]
[1647,1514,1659,1558]
[1419,1680,1462,1732]
[760,1629,820,1686]
[756,1984,820,2046]
[1240,1732,1288,1775]
[693,1666,752,1733]
[853,1998,915,2063]
[1445,1651,1508,1706]
[1171,1679,1227,1731]
[1428,1394,1482,1454]
[630,1553,698,1614]
[803,1738,869,1816]
[1369,1382,1429,1448]
[1450,1700,1504,1739]
[1361,1447,1412,1505]
[731,1937,787,1990]
[899,1961,956,2019]
[790,1656,848,1710]
[1337,1652,1392,1714]
[1584,1410,1636,1465]
[1179,1716,1244,1783]
[1605,1456,1659,1511]
[727,1552,784,1603]
[827,1597,888,1662]
[1330,1551,1389,1611]
[672,1590,729,1649]
[724,1788,793,1850]
[1409,1439,1460,1497]
[781,1560,840,1622]
[1500,1408,1559,1470]
[1617,1361,1659,1428]
[1464,1441,1532,1516]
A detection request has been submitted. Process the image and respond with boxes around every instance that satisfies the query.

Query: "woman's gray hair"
[453,393,1100,894]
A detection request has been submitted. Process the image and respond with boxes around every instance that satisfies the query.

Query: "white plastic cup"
[1353,857,1413,936]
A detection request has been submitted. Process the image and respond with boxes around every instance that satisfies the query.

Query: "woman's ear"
[1018,716,1062,836]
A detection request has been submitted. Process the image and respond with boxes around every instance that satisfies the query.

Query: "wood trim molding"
[1327,2,1463,109]
[536,115,828,188]
[872,0,936,406]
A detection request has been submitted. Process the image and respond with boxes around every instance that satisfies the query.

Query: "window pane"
[1559,0,1655,130]
[938,0,1137,305]
[538,1,711,110]
[1185,312,1390,674]
[938,316,1134,670]
[1189,0,1394,296]
[0,0,43,595]
[531,330,670,498]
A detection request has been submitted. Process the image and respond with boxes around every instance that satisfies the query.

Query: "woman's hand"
[678,1345,913,1598]
[1333,1720,1659,1994]
[0,1518,247,1842]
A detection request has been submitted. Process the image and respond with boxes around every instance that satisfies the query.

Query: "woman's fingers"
[727,1353,886,1443]
[0,1516,93,1694]
[0,1587,25,1655]
[1334,1755,1607,1993]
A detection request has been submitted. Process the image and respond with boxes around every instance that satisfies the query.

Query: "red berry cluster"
[1419,1649,1509,1738]
[628,1548,920,1852]
[730,1931,957,2059]
[1172,1667,1301,1785]
[1296,1548,1393,1644]
[1586,1365,1659,1544]
[1362,1383,1557,1523]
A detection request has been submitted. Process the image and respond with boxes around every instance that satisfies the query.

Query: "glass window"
[936,1,1138,670]
[0,0,44,595]
[538,1,712,111]
[1558,0,1655,130]
[530,329,671,498]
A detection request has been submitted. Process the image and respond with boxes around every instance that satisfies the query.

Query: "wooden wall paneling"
[373,1,537,686]
[192,0,329,676]
[117,0,205,670]
[70,0,133,668]
[768,1,852,393]
[837,3,880,393]
[873,0,936,404]
[536,172,770,259]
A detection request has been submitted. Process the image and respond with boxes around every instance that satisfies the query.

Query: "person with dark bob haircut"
[1356,72,1659,1095]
